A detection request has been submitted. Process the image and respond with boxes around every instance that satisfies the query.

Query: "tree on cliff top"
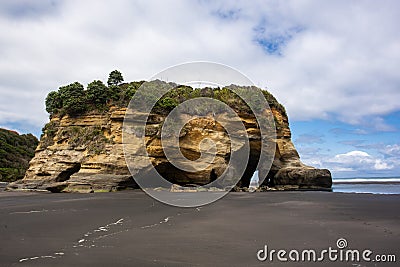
[44,70,286,118]
[59,82,87,116]
[107,70,124,87]
[87,80,109,107]
[45,91,62,114]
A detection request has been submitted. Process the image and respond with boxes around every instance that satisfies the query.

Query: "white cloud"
[374,160,391,170]
[302,150,396,176]
[0,0,400,133]
[381,144,400,157]
[332,150,370,161]
[329,150,394,171]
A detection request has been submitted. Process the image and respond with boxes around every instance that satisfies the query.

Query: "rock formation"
[7,82,332,192]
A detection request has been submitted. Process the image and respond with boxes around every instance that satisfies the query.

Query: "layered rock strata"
[8,97,332,192]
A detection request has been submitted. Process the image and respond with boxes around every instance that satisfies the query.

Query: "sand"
[0,190,399,266]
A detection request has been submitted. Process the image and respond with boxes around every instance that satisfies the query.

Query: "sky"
[0,0,399,178]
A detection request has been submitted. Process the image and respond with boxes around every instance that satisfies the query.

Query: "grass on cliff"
[40,123,111,153]
[0,128,38,182]
[61,126,110,154]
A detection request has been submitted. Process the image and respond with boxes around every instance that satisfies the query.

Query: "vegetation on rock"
[39,120,59,149]
[45,71,144,117]
[45,70,286,118]
[87,80,109,109]
[0,128,38,182]
[60,126,110,154]
[46,82,87,116]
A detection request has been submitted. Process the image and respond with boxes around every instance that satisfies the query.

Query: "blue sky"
[290,114,400,178]
[0,0,399,178]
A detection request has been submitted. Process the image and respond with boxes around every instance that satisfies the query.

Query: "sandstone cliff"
[8,83,331,192]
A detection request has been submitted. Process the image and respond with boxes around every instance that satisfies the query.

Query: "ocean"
[332,177,400,194]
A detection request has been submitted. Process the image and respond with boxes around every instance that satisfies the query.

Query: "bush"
[87,80,109,109]
[156,96,179,111]
[58,82,88,116]
[117,82,144,107]
[108,85,121,102]
[45,91,62,114]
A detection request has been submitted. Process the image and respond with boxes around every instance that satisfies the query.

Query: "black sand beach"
[0,191,399,266]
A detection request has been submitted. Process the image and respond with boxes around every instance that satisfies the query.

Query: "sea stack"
[7,81,332,192]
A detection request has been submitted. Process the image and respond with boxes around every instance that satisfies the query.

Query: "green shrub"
[108,85,122,102]
[115,81,144,107]
[156,96,179,111]
[45,91,62,114]
[87,80,109,109]
[58,82,88,116]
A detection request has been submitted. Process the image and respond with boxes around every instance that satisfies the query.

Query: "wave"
[333,178,400,184]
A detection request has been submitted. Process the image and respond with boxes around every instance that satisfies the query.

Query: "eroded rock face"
[8,103,332,192]
[8,108,136,193]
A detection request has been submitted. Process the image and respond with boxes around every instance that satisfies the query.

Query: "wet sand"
[0,191,399,266]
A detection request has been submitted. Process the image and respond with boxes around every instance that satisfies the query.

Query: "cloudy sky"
[0,0,399,178]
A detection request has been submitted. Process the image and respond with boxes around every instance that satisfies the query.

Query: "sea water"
[333,177,400,194]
